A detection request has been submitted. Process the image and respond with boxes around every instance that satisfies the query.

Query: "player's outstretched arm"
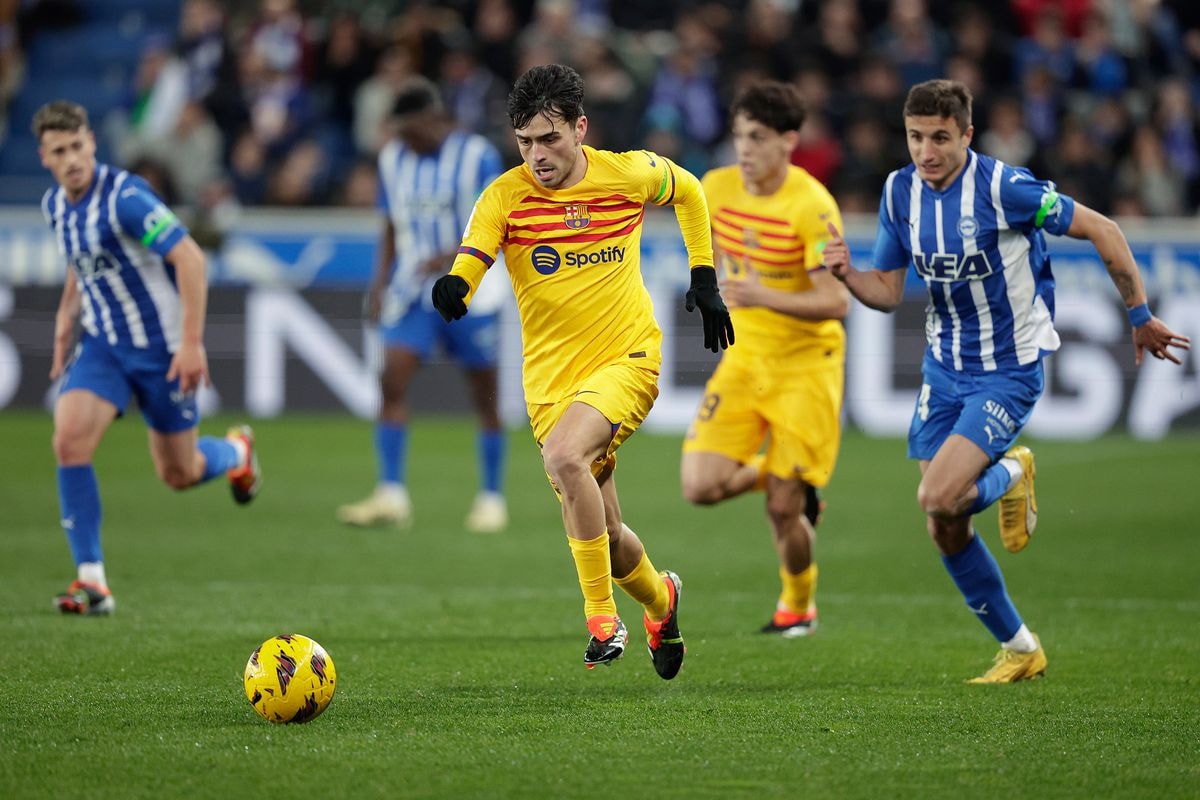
[822,222,907,313]
[1066,204,1191,366]
[685,266,735,352]
[164,236,211,393]
[50,271,82,380]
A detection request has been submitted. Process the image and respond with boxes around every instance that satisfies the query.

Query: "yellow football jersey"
[450,146,713,403]
[702,165,845,364]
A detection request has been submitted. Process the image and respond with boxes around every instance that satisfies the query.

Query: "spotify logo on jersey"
[531,245,562,275]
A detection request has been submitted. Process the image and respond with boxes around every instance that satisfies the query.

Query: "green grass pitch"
[1,411,1197,799]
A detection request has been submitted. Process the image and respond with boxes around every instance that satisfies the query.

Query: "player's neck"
[61,170,97,204]
[745,167,787,197]
[556,147,589,191]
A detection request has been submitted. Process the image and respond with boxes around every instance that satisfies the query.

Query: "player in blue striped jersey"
[36,101,261,616]
[336,78,509,533]
[823,80,1190,683]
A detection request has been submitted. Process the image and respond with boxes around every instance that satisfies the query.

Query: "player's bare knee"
[541,444,588,488]
[681,476,723,505]
[158,463,197,491]
[917,481,956,519]
[52,428,94,465]
[765,495,803,527]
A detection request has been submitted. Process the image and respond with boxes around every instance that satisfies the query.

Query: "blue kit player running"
[823,80,1190,683]
[336,78,509,533]
[37,101,261,615]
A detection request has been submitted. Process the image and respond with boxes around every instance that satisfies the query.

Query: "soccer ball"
[243,634,337,724]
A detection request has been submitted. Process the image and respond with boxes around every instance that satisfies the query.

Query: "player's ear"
[962,124,974,148]
[575,115,588,145]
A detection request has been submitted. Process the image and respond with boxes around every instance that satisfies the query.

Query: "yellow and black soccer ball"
[243,634,336,724]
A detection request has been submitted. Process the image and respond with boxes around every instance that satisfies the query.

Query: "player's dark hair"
[391,77,442,118]
[903,79,973,133]
[32,100,89,138]
[507,64,585,131]
[730,81,807,133]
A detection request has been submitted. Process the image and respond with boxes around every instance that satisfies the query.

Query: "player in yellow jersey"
[681,81,849,637]
[431,64,733,677]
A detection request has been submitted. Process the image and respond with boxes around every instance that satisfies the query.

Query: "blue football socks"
[57,464,102,565]
[942,533,1023,642]
[198,436,240,483]
[375,422,408,486]
[968,460,1013,514]
[478,428,505,494]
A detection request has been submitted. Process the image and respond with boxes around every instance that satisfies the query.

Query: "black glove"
[684,266,734,352]
[431,274,469,322]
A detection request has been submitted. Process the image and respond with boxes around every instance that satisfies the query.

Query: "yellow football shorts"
[682,354,843,488]
[528,360,660,486]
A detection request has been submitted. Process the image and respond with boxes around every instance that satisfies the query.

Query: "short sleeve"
[997,165,1076,236]
[872,184,909,272]
[115,175,187,257]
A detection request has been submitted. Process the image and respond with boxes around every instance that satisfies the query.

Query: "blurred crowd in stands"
[3,0,1200,228]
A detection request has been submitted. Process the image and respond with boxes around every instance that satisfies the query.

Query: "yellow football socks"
[614,550,670,621]
[779,563,818,614]
[567,532,617,618]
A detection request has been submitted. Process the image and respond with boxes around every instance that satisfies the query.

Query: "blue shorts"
[907,353,1044,463]
[60,336,199,434]
[381,304,499,369]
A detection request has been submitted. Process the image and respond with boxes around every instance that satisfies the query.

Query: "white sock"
[1000,457,1023,492]
[377,483,409,502]
[78,561,107,589]
[229,436,249,470]
[1003,624,1038,653]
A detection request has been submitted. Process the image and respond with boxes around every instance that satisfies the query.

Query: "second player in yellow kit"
[681,81,849,637]
[432,64,733,677]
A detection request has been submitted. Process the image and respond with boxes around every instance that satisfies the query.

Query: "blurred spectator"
[334,157,377,208]
[1074,10,1127,97]
[266,138,328,205]
[789,111,843,188]
[313,11,375,135]
[977,94,1035,167]
[1012,8,1076,88]
[176,0,244,145]
[798,0,865,83]
[872,0,951,88]
[1011,0,1093,38]
[354,45,416,156]
[1050,120,1113,214]
[1153,78,1200,207]
[245,0,310,84]
[1117,124,1186,216]
[644,18,723,158]
[573,35,640,152]
[121,100,224,206]
[951,5,1013,89]
[229,129,268,204]
[471,0,524,82]
[438,36,509,146]
[1020,64,1062,146]
[833,112,892,213]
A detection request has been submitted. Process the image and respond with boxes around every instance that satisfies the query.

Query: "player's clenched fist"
[822,221,851,281]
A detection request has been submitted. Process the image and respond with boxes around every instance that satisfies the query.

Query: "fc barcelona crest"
[563,204,590,230]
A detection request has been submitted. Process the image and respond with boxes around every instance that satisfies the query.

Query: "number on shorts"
[697,392,721,421]
[917,383,931,421]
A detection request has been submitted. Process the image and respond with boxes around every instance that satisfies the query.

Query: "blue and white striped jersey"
[872,149,1076,373]
[43,164,189,353]
[377,129,505,315]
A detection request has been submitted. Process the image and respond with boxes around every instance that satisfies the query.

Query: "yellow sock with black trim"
[778,563,818,614]
[567,532,617,619]
[614,550,670,621]
[748,454,768,492]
